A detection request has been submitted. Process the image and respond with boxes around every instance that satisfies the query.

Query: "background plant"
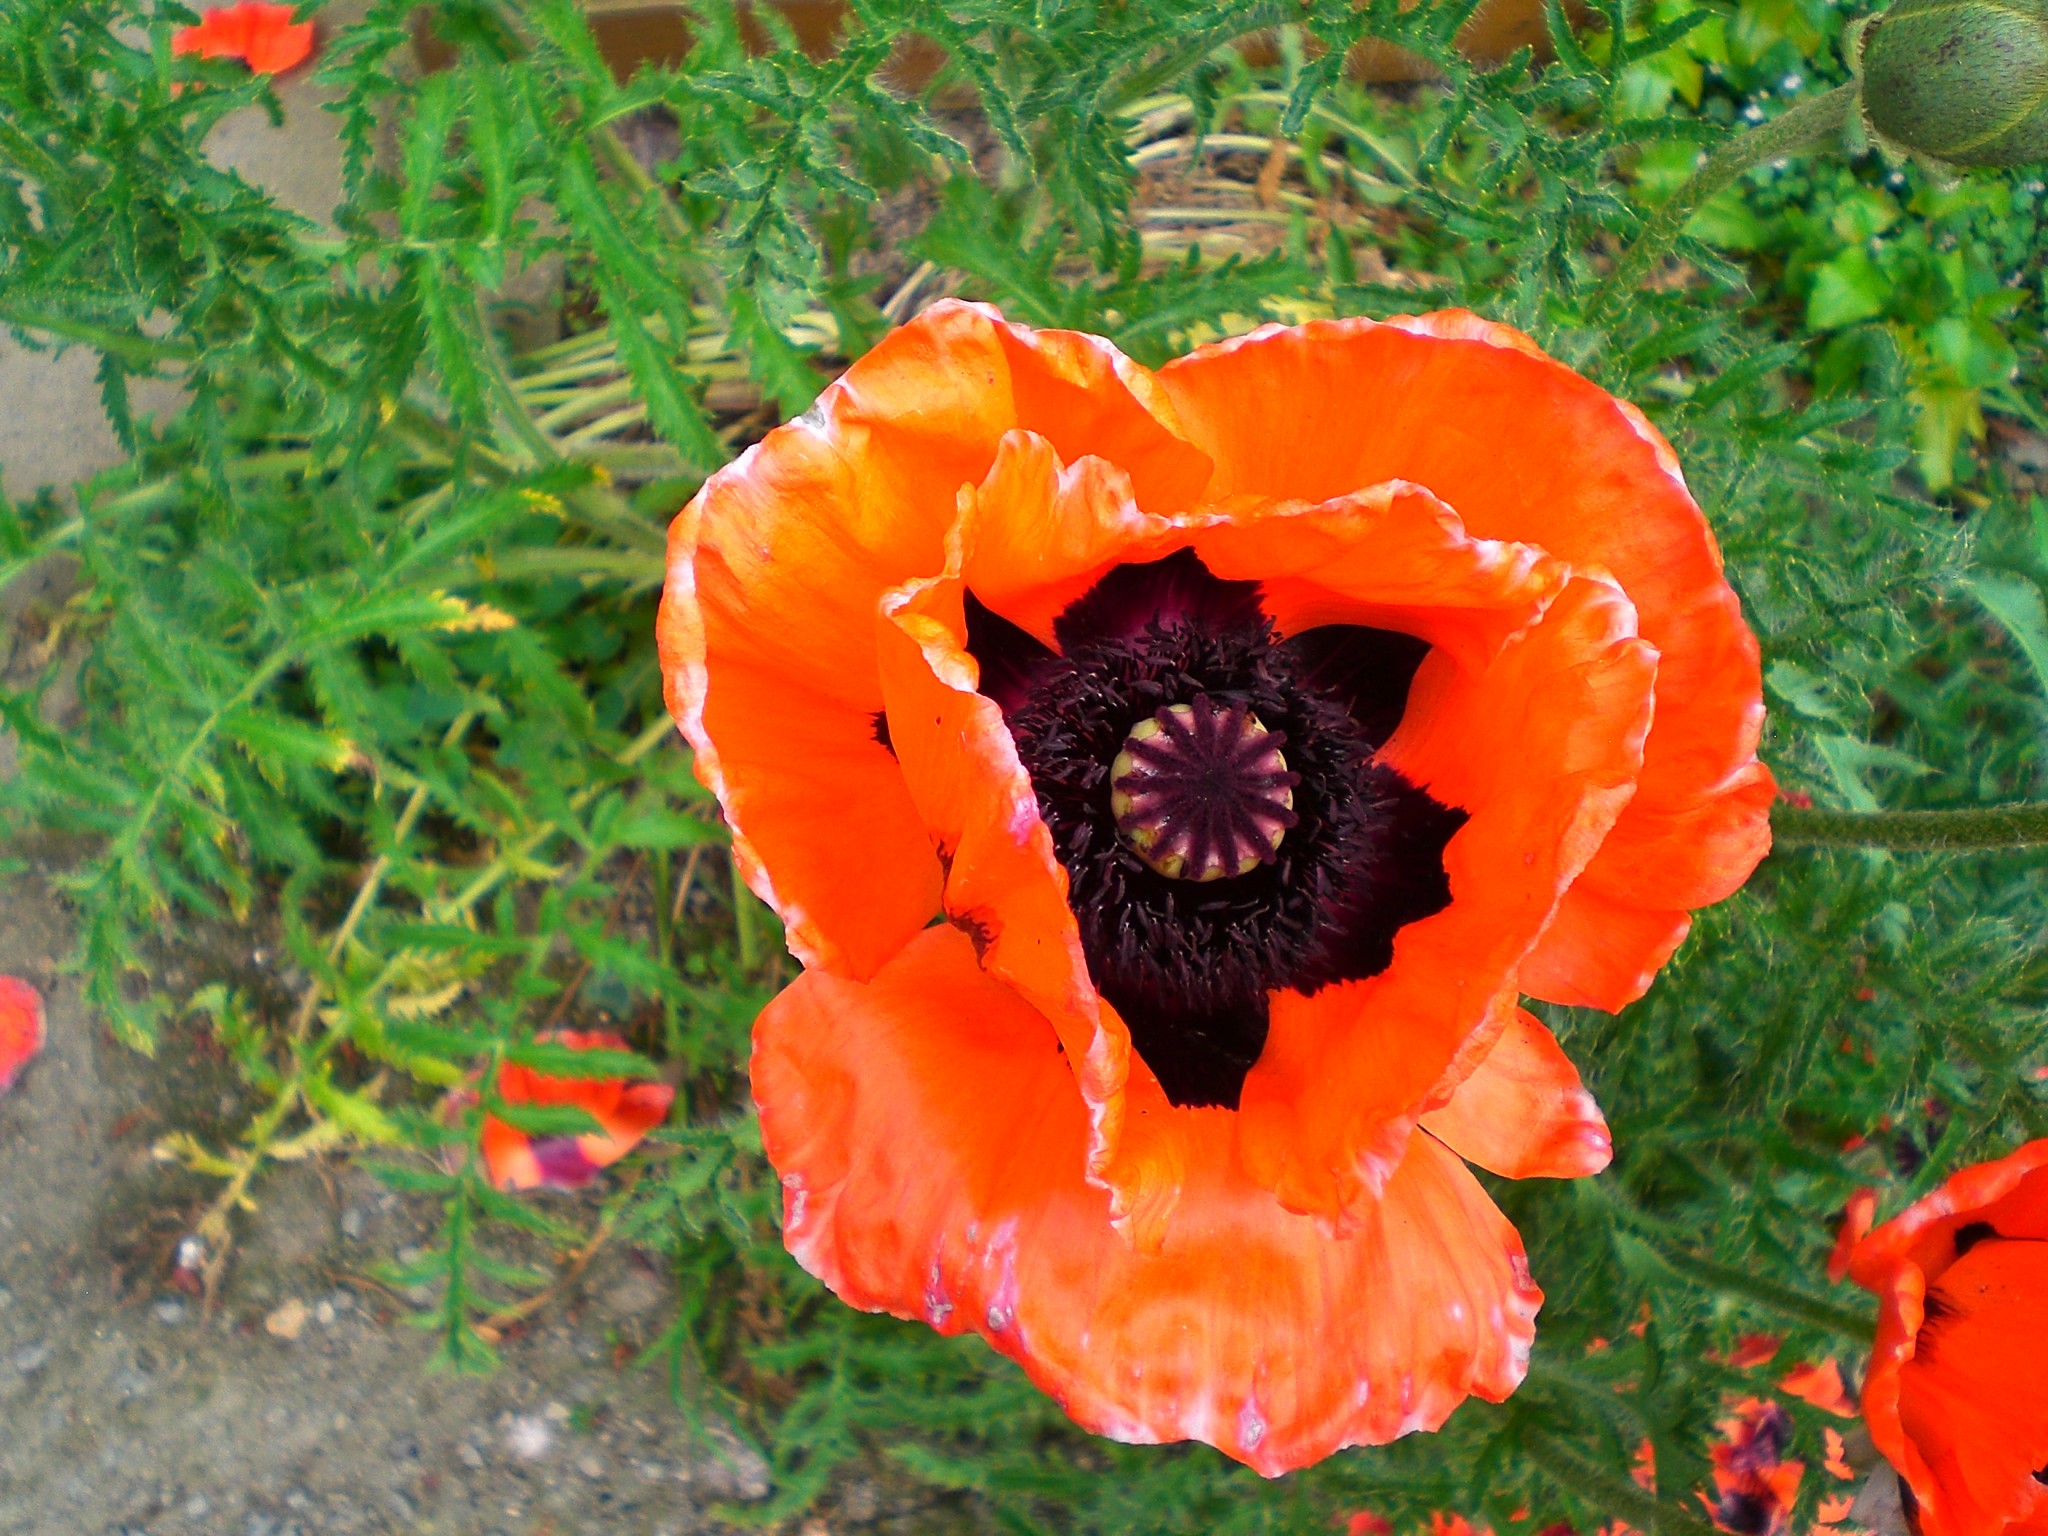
[3,0,2047,1530]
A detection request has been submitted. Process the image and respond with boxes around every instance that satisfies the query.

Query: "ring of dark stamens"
[970,549,1465,1110]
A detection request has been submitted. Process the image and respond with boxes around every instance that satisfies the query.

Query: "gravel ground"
[0,874,796,1536]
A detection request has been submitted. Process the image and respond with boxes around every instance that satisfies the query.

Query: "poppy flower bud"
[1856,0,2048,167]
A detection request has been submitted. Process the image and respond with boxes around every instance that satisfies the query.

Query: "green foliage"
[4,0,2048,1532]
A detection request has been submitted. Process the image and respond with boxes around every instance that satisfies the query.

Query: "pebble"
[502,1414,553,1462]
[152,1297,188,1327]
[312,1300,335,1327]
[575,1452,605,1480]
[0,1284,13,1309]
[12,1340,52,1375]
[339,1207,367,1241]
[841,1479,880,1522]
[183,1495,211,1520]
[458,1442,485,1469]
[264,1299,309,1341]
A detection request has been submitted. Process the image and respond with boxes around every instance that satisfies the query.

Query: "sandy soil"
[0,872,803,1536]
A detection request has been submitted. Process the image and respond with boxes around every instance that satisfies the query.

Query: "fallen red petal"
[0,976,46,1096]
[172,2,316,74]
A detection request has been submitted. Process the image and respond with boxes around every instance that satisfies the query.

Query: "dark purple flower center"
[953,548,1464,1110]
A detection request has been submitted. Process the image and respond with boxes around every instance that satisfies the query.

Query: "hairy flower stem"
[1773,802,2048,850]
[1590,84,1857,322]
[1521,1424,1725,1536]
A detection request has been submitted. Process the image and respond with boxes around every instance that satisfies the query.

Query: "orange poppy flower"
[1702,1398,1805,1536]
[658,301,1771,1471]
[0,976,44,1096]
[171,2,317,74]
[479,1030,674,1192]
[1843,1140,2048,1536]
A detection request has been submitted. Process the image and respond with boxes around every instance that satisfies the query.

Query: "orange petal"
[1848,1144,2048,1536]
[956,431,1183,644]
[1847,1141,2048,1292]
[1519,886,1692,1012]
[753,925,1541,1477]
[244,10,315,71]
[1158,313,1770,1008]
[480,1114,544,1191]
[1188,481,1567,674]
[576,1080,676,1170]
[1781,1358,1857,1417]
[1828,1187,1878,1283]
[1239,575,1657,1218]
[1894,1240,2048,1536]
[173,3,316,71]
[483,1029,673,1189]
[1419,1008,1611,1180]
[0,976,46,1096]
[658,301,1207,982]
[873,515,1183,1241]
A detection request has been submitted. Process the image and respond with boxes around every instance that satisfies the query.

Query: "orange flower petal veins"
[1418,1008,1612,1180]
[658,301,1209,983]
[1846,1141,2048,1536]
[753,926,1541,1476]
[0,976,46,1096]
[1157,313,1771,1009]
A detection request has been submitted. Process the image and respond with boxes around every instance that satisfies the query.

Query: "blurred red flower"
[1780,1359,1857,1418]
[0,976,45,1097]
[480,1030,674,1191]
[171,2,316,74]
[1702,1398,1805,1536]
[1844,1141,2048,1536]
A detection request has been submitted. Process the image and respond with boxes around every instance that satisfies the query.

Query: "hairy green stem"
[1590,84,1856,320]
[1521,1426,1724,1536]
[1631,1235,1877,1337]
[1774,802,2048,850]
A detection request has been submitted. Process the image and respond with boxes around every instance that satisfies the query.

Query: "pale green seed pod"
[1857,0,2048,167]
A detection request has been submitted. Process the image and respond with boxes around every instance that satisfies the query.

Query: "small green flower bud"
[1857,0,2048,167]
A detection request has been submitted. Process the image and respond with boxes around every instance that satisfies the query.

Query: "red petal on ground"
[0,976,46,1096]
[172,3,316,73]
